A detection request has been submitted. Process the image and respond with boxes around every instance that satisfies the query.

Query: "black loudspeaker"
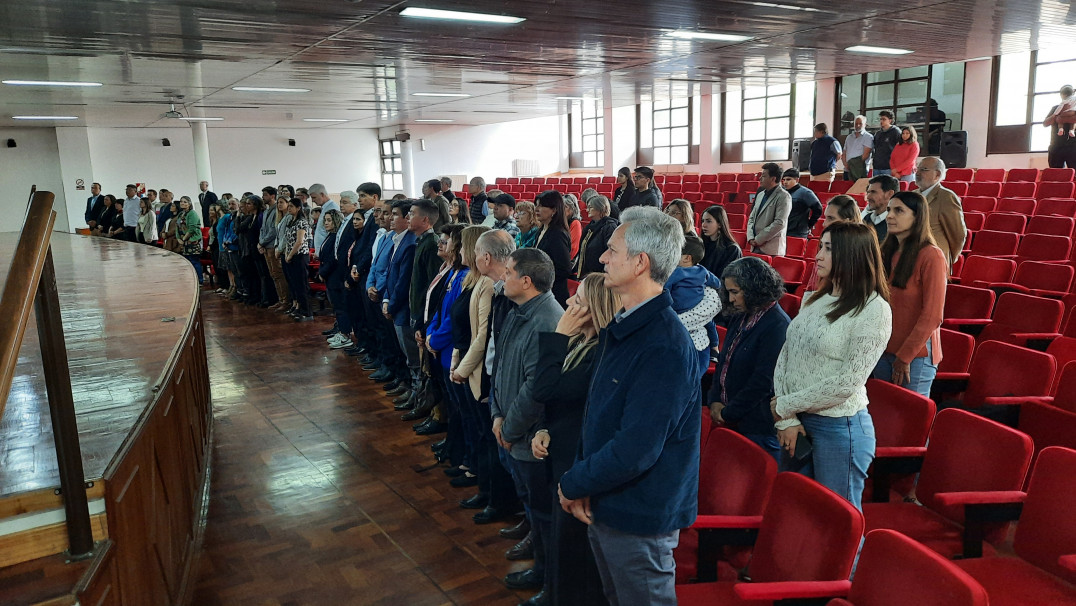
[5,139,15,148]
[162,138,171,147]
[791,138,811,171]
[288,138,296,147]
[940,131,968,168]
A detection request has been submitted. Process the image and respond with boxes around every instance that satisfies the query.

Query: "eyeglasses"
[437,239,450,246]
[632,175,647,180]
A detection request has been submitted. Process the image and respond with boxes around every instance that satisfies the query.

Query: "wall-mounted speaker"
[288,138,296,147]
[940,131,969,169]
[162,138,171,147]
[5,139,15,148]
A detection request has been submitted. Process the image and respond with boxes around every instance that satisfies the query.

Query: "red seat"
[666,175,683,184]
[1006,167,1040,182]
[829,529,989,606]
[743,251,771,264]
[730,231,747,248]
[988,260,1074,299]
[966,182,1002,197]
[676,473,864,605]
[1016,233,1072,263]
[807,181,830,194]
[725,203,748,216]
[983,212,1026,234]
[719,181,739,194]
[1041,167,1076,182]
[1036,181,1076,200]
[955,447,1076,605]
[830,180,854,193]
[778,293,801,318]
[943,284,996,328]
[963,211,985,231]
[933,340,1056,409]
[785,237,807,258]
[946,168,975,181]
[973,168,1005,182]
[1027,214,1075,237]
[942,181,969,196]
[726,214,746,231]
[717,173,737,182]
[700,174,718,183]
[865,379,936,502]
[864,408,1035,558]
[771,256,806,291]
[737,172,758,181]
[977,292,1064,345]
[1000,182,1038,198]
[968,230,1019,258]
[962,196,997,213]
[954,256,1015,289]
[938,328,976,376]
[996,196,1037,214]
[737,182,756,194]
[700,181,720,194]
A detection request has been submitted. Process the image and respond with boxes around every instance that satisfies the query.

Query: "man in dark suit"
[198,180,218,219]
[383,200,419,392]
[84,182,104,228]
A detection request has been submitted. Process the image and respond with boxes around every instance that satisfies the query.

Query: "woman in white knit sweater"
[771,222,892,509]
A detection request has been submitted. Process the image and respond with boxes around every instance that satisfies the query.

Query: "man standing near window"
[198,180,218,221]
[872,111,902,176]
[843,115,874,180]
[809,123,843,182]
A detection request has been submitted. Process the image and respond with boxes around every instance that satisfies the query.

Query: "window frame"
[568,99,605,169]
[379,139,404,192]
[721,82,815,164]
[987,51,1076,155]
[637,96,700,166]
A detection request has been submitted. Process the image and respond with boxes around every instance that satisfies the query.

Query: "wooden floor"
[191,291,536,605]
[0,233,198,496]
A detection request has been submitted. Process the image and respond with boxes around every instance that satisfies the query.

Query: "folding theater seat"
[983,212,1026,233]
[830,180,854,194]
[1036,180,1076,200]
[963,211,985,231]
[968,230,1019,258]
[785,237,807,258]
[961,195,997,213]
[1000,181,1038,199]
[954,447,1076,606]
[778,293,801,318]
[975,292,1064,345]
[726,214,747,231]
[1040,167,1076,182]
[863,408,1034,558]
[700,174,718,183]
[937,328,976,376]
[827,529,989,606]
[676,473,864,606]
[946,167,975,181]
[1026,214,1075,237]
[952,255,1015,289]
[930,340,1055,413]
[967,182,1002,197]
[996,196,1037,214]
[864,379,936,503]
[973,168,1005,182]
[986,261,1074,299]
[1016,233,1072,263]
[942,181,969,196]
[1006,167,1040,182]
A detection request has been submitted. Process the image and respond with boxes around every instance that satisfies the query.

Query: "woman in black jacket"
[699,205,743,280]
[709,257,789,460]
[612,166,636,211]
[530,273,619,606]
[576,194,619,278]
[534,190,573,307]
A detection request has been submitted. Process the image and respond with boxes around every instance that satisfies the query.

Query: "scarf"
[718,302,776,405]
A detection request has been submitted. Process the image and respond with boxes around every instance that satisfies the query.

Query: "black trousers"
[254,251,277,305]
[512,458,553,578]
[547,492,609,605]
[240,254,261,301]
[1049,143,1076,169]
[282,253,311,316]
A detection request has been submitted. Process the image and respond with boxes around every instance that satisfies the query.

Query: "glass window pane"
[743,141,765,162]
[640,103,653,148]
[768,83,792,96]
[692,94,701,144]
[1030,124,1051,152]
[654,146,671,165]
[899,65,929,79]
[865,83,895,108]
[394,158,402,171]
[1035,60,1076,94]
[744,87,766,99]
[383,159,392,172]
[394,174,403,190]
[582,119,596,136]
[654,99,671,110]
[838,75,861,137]
[382,141,391,155]
[931,61,965,132]
[581,134,592,151]
[744,119,766,141]
[584,151,597,167]
[671,107,689,126]
[582,101,595,119]
[744,97,766,120]
[767,94,791,116]
[671,97,689,108]
[655,128,671,147]
[726,91,742,143]
[670,146,688,164]
[672,126,689,146]
[1037,46,1076,64]
[867,70,895,84]
[898,79,928,106]
[655,109,670,128]
[1033,92,1062,127]
[995,52,1031,126]
[765,140,788,161]
[596,119,605,135]
[795,81,816,139]
[572,117,583,151]
[393,141,401,154]
[767,117,790,139]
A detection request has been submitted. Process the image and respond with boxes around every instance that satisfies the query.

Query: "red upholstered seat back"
[1016,403,1076,489]
[938,328,975,374]
[963,340,1055,408]
[944,283,995,319]
[866,379,935,449]
[698,428,777,517]
[749,473,864,583]
[1012,446,1076,584]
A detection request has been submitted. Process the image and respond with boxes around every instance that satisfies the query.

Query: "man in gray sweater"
[491,248,564,594]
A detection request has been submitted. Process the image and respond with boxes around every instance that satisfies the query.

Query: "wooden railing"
[0,190,95,559]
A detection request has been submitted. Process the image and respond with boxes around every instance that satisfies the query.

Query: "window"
[989,49,1076,154]
[721,82,815,163]
[379,139,403,191]
[569,99,604,168]
[638,93,700,165]
[837,62,964,155]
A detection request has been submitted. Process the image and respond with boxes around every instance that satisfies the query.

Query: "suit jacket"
[455,276,494,400]
[915,184,967,269]
[385,231,417,326]
[746,186,792,256]
[198,190,218,221]
[410,231,443,330]
[85,194,104,225]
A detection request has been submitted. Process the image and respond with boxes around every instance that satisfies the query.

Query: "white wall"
[86,127,198,201]
[0,128,69,233]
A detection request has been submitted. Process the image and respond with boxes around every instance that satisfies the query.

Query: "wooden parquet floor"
[192,291,534,606]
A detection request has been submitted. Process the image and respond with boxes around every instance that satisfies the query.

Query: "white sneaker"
[329,337,354,349]
[325,332,342,342]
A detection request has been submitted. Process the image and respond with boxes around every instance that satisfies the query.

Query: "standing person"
[104,198,126,239]
[530,273,618,606]
[746,163,792,255]
[156,189,174,235]
[771,222,892,510]
[534,191,573,307]
[272,196,293,310]
[781,168,823,238]
[319,210,348,345]
[408,199,444,370]
[577,195,619,278]
[122,184,140,242]
[198,180,218,220]
[872,111,902,176]
[491,248,564,595]
[809,123,842,183]
[515,202,540,248]
[1044,84,1076,169]
[176,196,204,285]
[326,191,360,345]
[872,191,946,398]
[92,194,117,237]
[612,167,636,212]
[366,201,407,389]
[889,126,921,183]
[468,177,490,224]
[208,205,230,291]
[564,194,584,260]
[803,195,863,293]
[913,156,967,271]
[441,177,456,202]
[862,174,898,243]
[558,208,697,606]
[490,194,520,239]
[235,195,265,306]
[136,197,158,245]
[630,166,662,208]
[698,205,742,279]
[843,115,874,181]
[218,199,242,298]
[710,257,790,459]
[161,201,182,253]
[265,196,291,310]
[282,198,313,321]
[254,191,280,308]
[85,182,104,229]
[308,183,339,253]
[383,201,420,393]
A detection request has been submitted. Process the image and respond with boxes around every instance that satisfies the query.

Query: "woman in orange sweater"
[889,126,921,183]
[872,190,947,397]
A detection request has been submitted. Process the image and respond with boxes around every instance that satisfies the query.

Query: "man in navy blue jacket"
[558,207,699,605]
[383,200,419,389]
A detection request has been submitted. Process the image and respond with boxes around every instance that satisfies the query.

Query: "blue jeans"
[872,339,937,398]
[184,254,203,284]
[873,169,892,176]
[781,410,875,510]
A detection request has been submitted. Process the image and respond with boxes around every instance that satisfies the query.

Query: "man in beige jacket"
[746,162,793,256]
[913,156,967,271]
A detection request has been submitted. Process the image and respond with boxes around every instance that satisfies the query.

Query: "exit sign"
[262,169,277,175]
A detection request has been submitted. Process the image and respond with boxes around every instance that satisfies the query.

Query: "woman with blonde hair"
[515,201,540,248]
[664,198,696,235]
[529,272,618,605]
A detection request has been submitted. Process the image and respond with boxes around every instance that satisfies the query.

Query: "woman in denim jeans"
[771,222,892,509]
[872,191,947,397]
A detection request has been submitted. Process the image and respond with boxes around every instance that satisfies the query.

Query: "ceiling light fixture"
[232,86,311,93]
[303,118,348,122]
[414,119,454,123]
[668,30,752,42]
[3,79,102,87]
[845,45,913,55]
[12,115,78,120]
[411,92,470,97]
[400,7,525,24]
[179,117,224,121]
[555,96,586,100]
[746,1,821,12]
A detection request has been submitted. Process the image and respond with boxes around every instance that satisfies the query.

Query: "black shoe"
[431,439,447,452]
[505,533,534,561]
[294,314,313,322]
[321,326,338,336]
[385,385,409,397]
[369,368,393,382]
[362,361,381,371]
[499,517,530,540]
[257,301,272,308]
[347,347,366,357]
[444,466,468,478]
[473,506,512,525]
[449,473,478,488]
[519,589,548,606]
[459,493,489,509]
[413,416,434,431]
[401,407,428,421]
[360,355,376,364]
[415,420,447,436]
[393,393,414,408]
[383,379,401,391]
[504,569,543,591]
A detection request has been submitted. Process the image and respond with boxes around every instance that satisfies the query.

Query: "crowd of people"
[83,154,964,604]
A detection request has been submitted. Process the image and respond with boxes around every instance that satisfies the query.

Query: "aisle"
[191,291,530,605]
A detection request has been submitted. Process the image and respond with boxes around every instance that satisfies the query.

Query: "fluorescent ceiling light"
[411,92,470,97]
[845,45,913,55]
[303,118,348,122]
[3,79,102,87]
[232,86,310,93]
[179,117,224,121]
[400,7,524,24]
[12,115,78,120]
[555,96,586,100]
[747,1,821,12]
[414,119,454,123]
[668,30,752,42]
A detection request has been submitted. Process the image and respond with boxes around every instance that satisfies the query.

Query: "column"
[190,121,213,188]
